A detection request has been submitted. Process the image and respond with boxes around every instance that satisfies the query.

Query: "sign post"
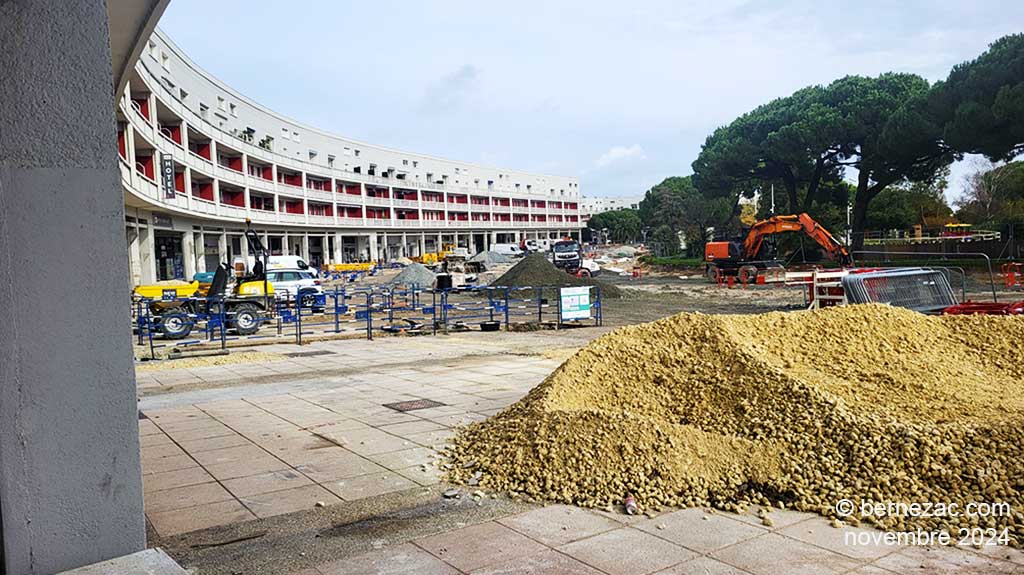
[160,153,175,199]
[559,286,592,323]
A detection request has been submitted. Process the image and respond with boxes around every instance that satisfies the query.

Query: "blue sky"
[159,1,1023,201]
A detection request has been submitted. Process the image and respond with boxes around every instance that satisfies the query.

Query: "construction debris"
[490,254,623,298]
[136,351,285,372]
[468,250,513,267]
[446,304,1024,545]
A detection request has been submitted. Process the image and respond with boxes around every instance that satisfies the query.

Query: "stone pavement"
[137,332,1024,574]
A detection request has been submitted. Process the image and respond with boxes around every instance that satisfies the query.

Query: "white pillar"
[368,234,379,262]
[194,231,206,274]
[127,225,142,286]
[418,233,426,257]
[334,232,344,263]
[182,229,197,280]
[301,233,310,260]
[217,232,228,270]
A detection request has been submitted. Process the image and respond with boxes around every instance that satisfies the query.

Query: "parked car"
[492,243,525,257]
[266,269,324,310]
[234,255,320,277]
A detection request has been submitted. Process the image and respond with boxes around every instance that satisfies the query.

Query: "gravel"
[446,304,1024,545]
[388,263,436,287]
[490,254,623,298]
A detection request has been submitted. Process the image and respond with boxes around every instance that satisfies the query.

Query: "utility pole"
[770,184,775,215]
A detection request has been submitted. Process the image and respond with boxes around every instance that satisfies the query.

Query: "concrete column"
[182,230,197,280]
[381,233,388,262]
[217,232,228,269]
[301,233,310,260]
[334,232,344,263]
[401,232,408,257]
[437,232,443,252]
[240,232,251,270]
[139,220,157,284]
[282,233,291,255]
[195,230,207,274]
[368,234,379,262]
[418,233,426,257]
[127,225,142,286]
[0,2,149,572]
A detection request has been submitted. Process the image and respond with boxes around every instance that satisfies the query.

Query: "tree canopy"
[586,208,643,243]
[638,176,733,255]
[955,161,1024,225]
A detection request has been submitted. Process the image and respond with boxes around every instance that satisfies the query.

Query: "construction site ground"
[137,277,1024,574]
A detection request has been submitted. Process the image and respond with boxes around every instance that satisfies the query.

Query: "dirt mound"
[387,263,435,287]
[447,304,1024,544]
[490,254,623,298]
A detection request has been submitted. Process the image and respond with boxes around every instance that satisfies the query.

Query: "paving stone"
[142,454,198,475]
[323,471,418,501]
[634,508,765,554]
[367,446,438,470]
[557,527,697,575]
[378,419,449,437]
[61,548,187,574]
[653,556,751,575]
[141,443,187,460]
[192,444,275,466]
[294,454,387,483]
[710,532,860,575]
[204,457,290,481]
[872,545,1020,574]
[393,464,444,486]
[139,432,174,447]
[222,468,313,497]
[416,521,548,573]
[727,507,815,531]
[147,500,256,537]
[498,504,621,547]
[317,542,459,575]
[328,427,415,456]
[240,484,342,518]
[777,516,897,560]
[143,466,216,494]
[403,429,456,448]
[176,433,252,453]
[471,548,604,575]
[145,482,234,513]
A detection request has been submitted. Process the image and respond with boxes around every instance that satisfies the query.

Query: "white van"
[491,243,524,257]
[233,255,320,277]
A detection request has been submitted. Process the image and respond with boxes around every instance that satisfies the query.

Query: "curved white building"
[118,29,582,283]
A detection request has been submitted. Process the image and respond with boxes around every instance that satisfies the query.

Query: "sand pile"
[447,304,1024,544]
[388,263,436,287]
[491,254,623,298]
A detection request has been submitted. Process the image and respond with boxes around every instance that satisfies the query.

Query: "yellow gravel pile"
[447,304,1024,544]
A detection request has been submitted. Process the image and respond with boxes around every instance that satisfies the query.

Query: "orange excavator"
[704,213,853,282]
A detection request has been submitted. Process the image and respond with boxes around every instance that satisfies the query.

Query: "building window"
[160,52,170,70]
[292,131,300,142]
[199,103,208,118]
[354,149,360,157]
[327,155,335,168]
[343,147,351,156]
[281,128,290,140]
[309,149,318,160]
[148,41,157,58]
[217,96,226,111]
[413,161,418,168]
[402,159,408,166]
[229,103,237,117]
[179,88,189,101]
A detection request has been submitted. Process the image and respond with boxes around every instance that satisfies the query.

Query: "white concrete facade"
[580,196,643,222]
[118,29,582,283]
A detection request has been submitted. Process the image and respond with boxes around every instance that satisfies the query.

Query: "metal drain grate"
[284,350,335,358]
[383,399,446,412]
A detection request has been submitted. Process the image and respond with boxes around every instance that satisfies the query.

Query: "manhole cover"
[284,350,335,358]
[383,399,445,412]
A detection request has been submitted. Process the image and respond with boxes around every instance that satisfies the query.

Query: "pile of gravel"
[490,254,622,298]
[468,250,512,267]
[447,304,1024,544]
[387,262,435,287]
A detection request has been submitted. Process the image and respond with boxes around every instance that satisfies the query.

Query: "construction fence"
[132,284,603,359]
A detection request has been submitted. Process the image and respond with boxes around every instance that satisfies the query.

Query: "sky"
[158,1,1024,202]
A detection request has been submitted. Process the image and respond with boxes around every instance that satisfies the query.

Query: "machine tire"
[230,303,262,336]
[157,309,193,340]
[738,265,759,284]
[705,265,720,282]
[576,268,592,278]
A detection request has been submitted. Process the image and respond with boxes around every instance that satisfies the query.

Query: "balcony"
[249,209,278,223]
[365,196,390,207]
[306,188,334,202]
[192,197,218,216]
[448,220,473,228]
[337,217,364,227]
[308,214,335,225]
[420,200,446,210]
[220,204,248,219]
[393,220,422,228]
[279,213,307,224]
[491,204,511,213]
[246,175,275,193]
[393,199,419,208]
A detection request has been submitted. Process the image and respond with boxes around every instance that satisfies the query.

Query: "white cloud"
[595,144,646,168]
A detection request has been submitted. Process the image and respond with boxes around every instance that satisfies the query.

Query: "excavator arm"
[743,213,853,266]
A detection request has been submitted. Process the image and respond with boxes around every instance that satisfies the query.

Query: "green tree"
[639,176,732,256]
[930,34,1024,161]
[866,166,953,230]
[586,208,643,243]
[955,160,1024,225]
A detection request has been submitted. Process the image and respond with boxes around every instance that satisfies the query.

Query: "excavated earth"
[446,304,1024,545]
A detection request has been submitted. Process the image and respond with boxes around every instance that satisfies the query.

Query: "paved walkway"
[137,332,1024,574]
